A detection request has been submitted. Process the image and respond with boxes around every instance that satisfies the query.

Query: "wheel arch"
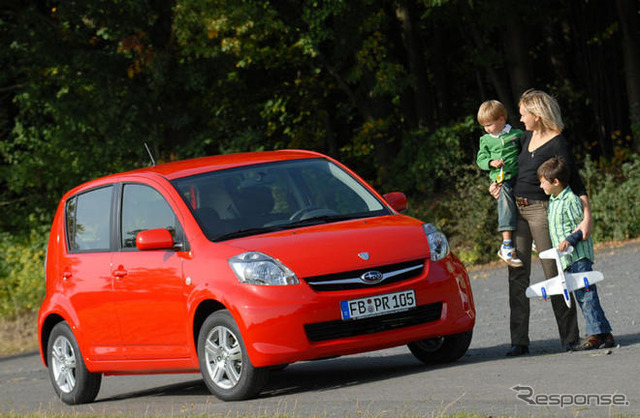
[192,299,227,354]
[40,313,65,367]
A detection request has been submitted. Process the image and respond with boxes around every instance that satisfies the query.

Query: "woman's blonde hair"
[477,100,507,125]
[519,89,564,132]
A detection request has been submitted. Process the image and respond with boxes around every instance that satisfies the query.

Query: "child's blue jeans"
[497,179,517,232]
[568,259,612,335]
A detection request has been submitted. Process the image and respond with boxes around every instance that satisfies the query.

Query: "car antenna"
[144,142,157,166]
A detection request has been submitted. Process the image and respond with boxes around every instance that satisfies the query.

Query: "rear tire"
[198,310,269,401]
[47,322,102,405]
[408,331,473,364]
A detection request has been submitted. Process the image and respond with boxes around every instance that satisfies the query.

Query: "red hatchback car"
[38,149,475,404]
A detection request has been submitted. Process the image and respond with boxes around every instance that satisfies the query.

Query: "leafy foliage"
[582,155,640,242]
[391,116,477,195]
[0,226,48,318]
[1,0,640,315]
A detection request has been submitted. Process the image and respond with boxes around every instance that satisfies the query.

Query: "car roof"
[126,149,326,180]
[64,149,328,197]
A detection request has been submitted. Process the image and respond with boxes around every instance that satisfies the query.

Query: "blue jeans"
[497,179,516,232]
[569,259,612,335]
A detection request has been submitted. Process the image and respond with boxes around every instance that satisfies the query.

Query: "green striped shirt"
[548,186,594,270]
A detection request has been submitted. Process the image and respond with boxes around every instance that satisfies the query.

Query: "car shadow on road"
[94,332,640,403]
[92,353,499,403]
[95,352,465,403]
[96,379,210,402]
[95,353,433,403]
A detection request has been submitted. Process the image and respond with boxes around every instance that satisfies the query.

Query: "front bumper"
[233,255,475,367]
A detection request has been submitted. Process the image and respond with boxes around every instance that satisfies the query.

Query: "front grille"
[304,302,442,342]
[304,259,425,291]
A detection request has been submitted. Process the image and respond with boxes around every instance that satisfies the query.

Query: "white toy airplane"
[525,247,604,308]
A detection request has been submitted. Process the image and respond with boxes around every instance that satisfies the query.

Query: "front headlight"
[423,223,450,261]
[229,251,300,285]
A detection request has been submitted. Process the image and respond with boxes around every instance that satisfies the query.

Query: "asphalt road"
[2,241,639,416]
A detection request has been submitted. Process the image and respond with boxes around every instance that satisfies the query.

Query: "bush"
[0,226,48,318]
[390,116,477,195]
[582,155,640,242]
[407,164,498,266]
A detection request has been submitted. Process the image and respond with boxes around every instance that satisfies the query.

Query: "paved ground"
[2,240,639,416]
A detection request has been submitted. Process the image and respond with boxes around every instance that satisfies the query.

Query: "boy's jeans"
[569,259,612,335]
[497,179,516,232]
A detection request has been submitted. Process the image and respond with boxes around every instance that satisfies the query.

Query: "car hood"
[229,215,429,277]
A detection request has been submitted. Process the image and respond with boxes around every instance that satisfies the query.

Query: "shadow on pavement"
[94,332,639,403]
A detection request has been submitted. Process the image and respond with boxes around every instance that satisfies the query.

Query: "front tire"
[197,310,269,401]
[408,331,473,364]
[47,322,102,405]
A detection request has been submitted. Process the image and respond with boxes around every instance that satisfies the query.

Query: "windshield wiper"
[213,225,289,241]
[213,213,377,241]
[289,213,364,227]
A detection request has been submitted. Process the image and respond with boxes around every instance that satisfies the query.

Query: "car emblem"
[360,270,384,284]
[358,252,370,260]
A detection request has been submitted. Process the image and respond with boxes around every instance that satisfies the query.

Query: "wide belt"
[515,197,542,208]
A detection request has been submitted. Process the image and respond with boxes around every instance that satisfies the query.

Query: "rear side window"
[120,183,180,248]
[66,186,113,252]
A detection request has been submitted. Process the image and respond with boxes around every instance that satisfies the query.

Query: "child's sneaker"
[602,333,615,348]
[574,333,615,350]
[498,245,523,267]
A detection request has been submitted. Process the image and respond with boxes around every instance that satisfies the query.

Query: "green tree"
[2,0,640,271]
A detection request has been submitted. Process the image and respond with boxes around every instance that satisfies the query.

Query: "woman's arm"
[553,135,592,237]
[554,135,587,196]
[576,194,593,239]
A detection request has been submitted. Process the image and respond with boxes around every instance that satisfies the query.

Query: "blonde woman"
[490,89,592,356]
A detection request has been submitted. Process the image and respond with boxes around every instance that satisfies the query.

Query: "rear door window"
[66,186,113,252]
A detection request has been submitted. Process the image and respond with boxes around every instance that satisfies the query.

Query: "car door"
[111,181,191,360]
[63,185,124,360]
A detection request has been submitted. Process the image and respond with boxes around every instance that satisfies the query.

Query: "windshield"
[171,158,390,241]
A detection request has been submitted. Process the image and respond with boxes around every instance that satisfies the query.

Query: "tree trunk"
[616,0,640,151]
[503,8,533,103]
[396,0,430,128]
[466,19,515,116]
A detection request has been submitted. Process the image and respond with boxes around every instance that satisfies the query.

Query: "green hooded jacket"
[476,124,522,183]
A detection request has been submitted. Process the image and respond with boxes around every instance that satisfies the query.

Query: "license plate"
[340,290,416,320]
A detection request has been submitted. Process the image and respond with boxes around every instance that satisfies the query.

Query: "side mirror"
[136,228,175,250]
[383,192,408,213]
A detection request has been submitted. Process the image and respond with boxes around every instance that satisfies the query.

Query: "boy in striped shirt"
[537,156,614,350]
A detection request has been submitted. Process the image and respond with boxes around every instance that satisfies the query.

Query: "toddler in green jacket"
[476,100,523,267]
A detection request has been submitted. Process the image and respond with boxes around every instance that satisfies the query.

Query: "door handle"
[113,268,128,278]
